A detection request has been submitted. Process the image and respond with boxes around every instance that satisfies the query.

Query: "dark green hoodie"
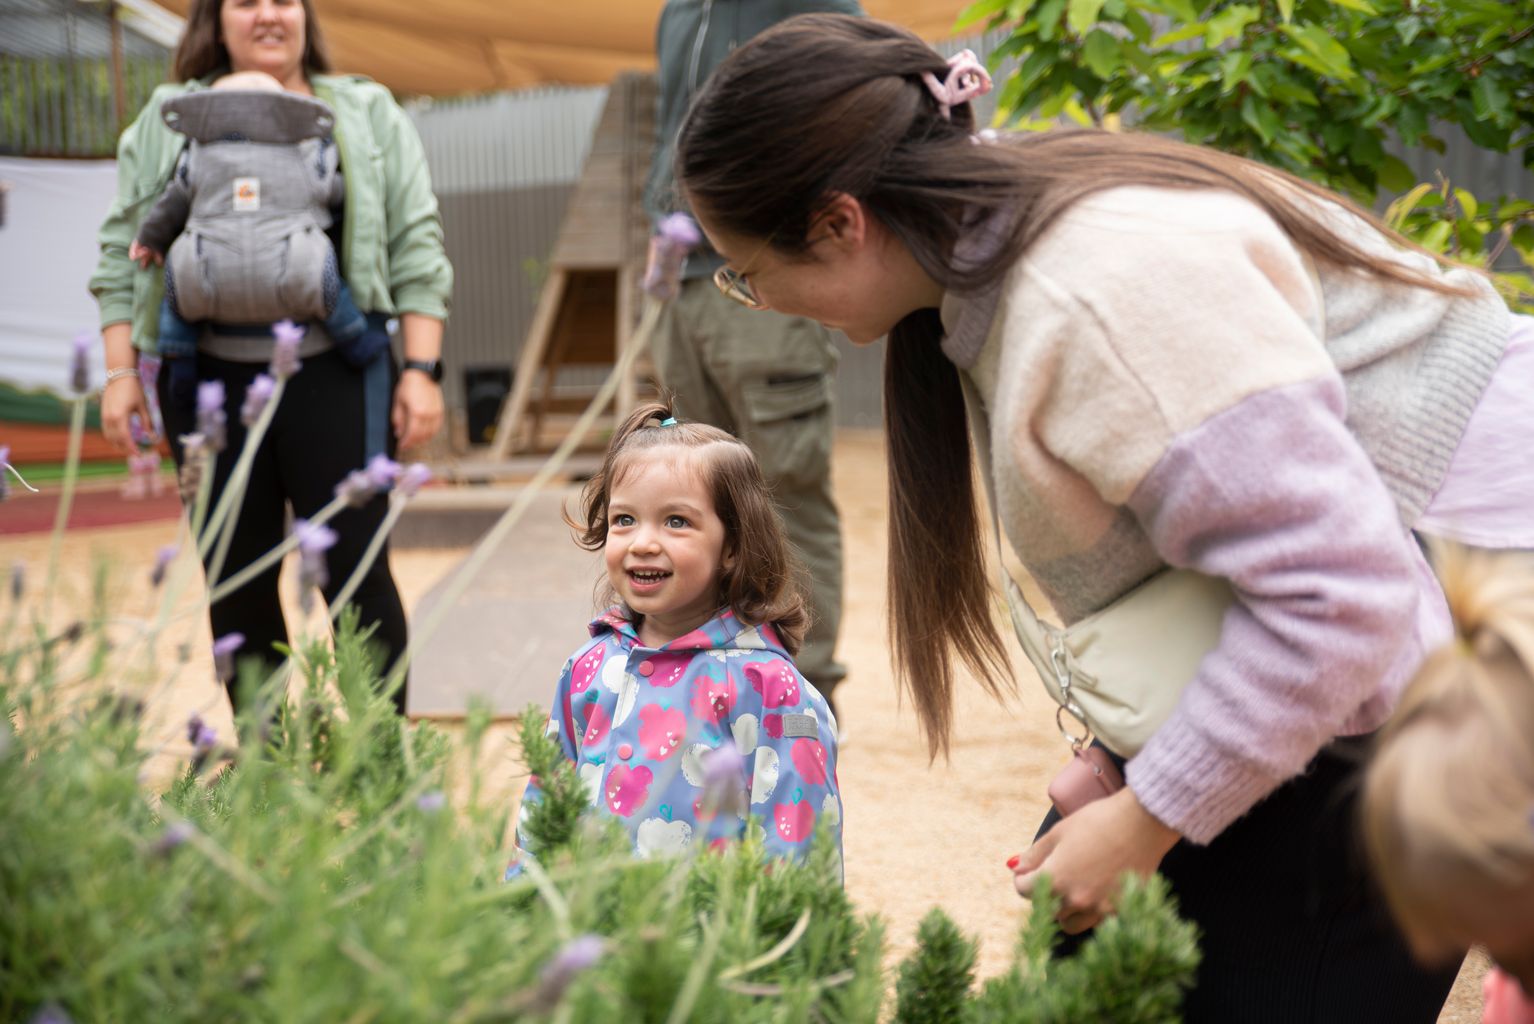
[642,0,864,281]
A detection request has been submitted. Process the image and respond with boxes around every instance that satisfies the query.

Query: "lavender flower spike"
[364,453,402,490]
[240,373,277,426]
[642,213,703,301]
[397,463,433,497]
[334,469,377,508]
[176,433,207,505]
[28,1002,73,1024]
[293,518,338,610]
[151,820,197,857]
[196,381,227,453]
[0,445,40,502]
[699,739,750,818]
[70,331,93,394]
[533,934,607,1011]
[212,632,245,680]
[659,212,703,249]
[187,712,219,751]
[416,790,446,813]
[335,455,403,507]
[270,320,305,380]
[150,544,178,588]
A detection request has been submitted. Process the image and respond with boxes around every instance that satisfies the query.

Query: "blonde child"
[1363,546,1534,1023]
[512,403,842,868]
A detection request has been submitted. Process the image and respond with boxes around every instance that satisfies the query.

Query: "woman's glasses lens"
[713,266,764,309]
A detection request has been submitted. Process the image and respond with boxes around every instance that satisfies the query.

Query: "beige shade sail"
[146,0,969,96]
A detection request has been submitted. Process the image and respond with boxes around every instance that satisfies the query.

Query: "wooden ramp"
[489,71,659,459]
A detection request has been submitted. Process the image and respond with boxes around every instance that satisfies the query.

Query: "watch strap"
[402,358,443,383]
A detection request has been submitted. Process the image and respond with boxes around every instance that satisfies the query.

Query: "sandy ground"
[1,431,1487,1018]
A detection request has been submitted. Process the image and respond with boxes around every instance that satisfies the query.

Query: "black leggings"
[161,347,409,715]
[1038,737,1460,1023]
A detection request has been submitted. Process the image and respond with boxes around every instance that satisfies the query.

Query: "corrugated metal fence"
[407,88,608,425]
[0,0,171,157]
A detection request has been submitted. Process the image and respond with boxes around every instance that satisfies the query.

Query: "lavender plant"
[2,312,1200,1020]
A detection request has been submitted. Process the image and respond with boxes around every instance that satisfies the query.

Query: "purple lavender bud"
[335,454,405,507]
[294,519,338,600]
[8,561,20,602]
[416,790,446,813]
[397,463,433,497]
[151,820,196,857]
[365,454,402,490]
[658,212,702,249]
[240,374,276,426]
[700,739,749,818]
[196,381,227,453]
[28,1002,72,1024]
[212,632,245,680]
[187,712,217,750]
[270,320,305,380]
[151,544,178,588]
[294,519,338,558]
[71,332,93,394]
[533,934,607,1010]
[643,214,704,300]
[334,469,377,508]
[129,412,157,447]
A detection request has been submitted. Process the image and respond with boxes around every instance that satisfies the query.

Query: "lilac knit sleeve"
[1123,377,1428,844]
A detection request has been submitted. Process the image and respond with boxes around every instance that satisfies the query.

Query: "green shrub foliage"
[1,603,1199,1021]
[964,0,1534,310]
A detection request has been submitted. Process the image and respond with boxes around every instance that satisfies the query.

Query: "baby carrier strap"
[161,89,335,145]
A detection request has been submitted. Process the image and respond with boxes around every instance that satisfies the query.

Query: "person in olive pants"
[642,0,860,711]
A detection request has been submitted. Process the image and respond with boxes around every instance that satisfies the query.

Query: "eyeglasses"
[712,232,777,311]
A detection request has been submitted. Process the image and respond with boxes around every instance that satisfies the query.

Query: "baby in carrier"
[130,71,390,410]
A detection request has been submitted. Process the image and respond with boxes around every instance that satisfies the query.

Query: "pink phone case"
[1047,747,1126,817]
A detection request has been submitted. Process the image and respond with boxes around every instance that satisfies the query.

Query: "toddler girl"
[513,404,842,867]
[1363,546,1534,1023]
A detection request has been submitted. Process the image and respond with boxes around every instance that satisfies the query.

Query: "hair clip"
[659,417,678,427]
[922,49,993,122]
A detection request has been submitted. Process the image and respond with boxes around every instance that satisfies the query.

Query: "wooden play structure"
[487,72,659,460]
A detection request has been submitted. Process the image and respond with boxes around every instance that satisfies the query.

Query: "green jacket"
[642,0,863,280]
[90,73,453,353]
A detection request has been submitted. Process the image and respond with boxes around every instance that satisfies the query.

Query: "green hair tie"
[659,417,678,427]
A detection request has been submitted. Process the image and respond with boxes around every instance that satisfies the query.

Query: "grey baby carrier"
[137,89,342,324]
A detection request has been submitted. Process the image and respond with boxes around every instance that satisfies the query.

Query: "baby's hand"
[128,239,163,269]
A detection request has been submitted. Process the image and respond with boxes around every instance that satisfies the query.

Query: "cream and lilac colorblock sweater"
[941,186,1511,844]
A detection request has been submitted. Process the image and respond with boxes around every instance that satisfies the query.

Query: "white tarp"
[0,156,120,396]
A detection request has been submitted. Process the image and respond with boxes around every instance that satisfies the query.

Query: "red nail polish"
[1006,854,1021,870]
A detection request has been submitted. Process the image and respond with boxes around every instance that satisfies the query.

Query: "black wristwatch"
[402,358,444,383]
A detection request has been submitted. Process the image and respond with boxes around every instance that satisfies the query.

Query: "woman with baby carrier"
[91,0,453,716]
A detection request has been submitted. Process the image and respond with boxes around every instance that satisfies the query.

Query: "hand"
[1008,786,1182,934]
[101,377,152,454]
[392,367,443,452]
[128,240,164,269]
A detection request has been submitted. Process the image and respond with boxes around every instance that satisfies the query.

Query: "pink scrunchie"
[921,49,993,121]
